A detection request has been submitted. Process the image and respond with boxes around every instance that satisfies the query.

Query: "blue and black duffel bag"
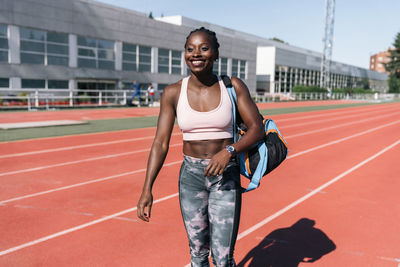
[222,76,288,192]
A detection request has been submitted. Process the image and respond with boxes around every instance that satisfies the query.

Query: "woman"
[137,27,264,266]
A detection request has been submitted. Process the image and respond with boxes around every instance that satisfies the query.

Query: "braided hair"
[184,27,220,56]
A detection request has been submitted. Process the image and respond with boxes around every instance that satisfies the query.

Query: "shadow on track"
[237,218,336,267]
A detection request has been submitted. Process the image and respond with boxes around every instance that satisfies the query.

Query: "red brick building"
[370,49,392,73]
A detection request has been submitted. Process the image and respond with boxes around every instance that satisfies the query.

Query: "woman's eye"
[201,47,209,51]
[187,48,193,52]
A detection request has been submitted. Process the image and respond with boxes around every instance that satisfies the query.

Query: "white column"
[10,77,21,89]
[151,47,158,73]
[181,51,186,76]
[115,41,122,71]
[227,58,232,77]
[8,25,20,64]
[69,34,77,68]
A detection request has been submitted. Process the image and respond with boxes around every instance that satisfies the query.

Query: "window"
[20,27,69,66]
[0,78,9,88]
[171,50,181,74]
[21,79,45,88]
[48,80,69,89]
[0,24,8,62]
[158,48,169,73]
[220,58,228,75]
[78,36,114,70]
[239,60,246,79]
[232,59,238,77]
[138,45,151,72]
[122,43,137,71]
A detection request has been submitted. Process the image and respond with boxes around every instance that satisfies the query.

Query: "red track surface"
[0,101,399,266]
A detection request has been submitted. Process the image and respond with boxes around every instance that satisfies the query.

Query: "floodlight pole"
[320,0,335,90]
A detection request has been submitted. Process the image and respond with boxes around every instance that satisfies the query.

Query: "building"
[0,0,256,95]
[370,49,392,73]
[0,0,388,99]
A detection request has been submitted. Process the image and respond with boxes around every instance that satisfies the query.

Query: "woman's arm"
[204,77,264,177]
[137,84,178,222]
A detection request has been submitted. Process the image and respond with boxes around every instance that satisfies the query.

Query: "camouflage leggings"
[179,155,242,267]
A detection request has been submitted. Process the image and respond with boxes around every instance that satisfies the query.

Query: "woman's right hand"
[137,191,153,222]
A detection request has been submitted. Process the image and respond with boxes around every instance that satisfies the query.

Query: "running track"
[0,101,399,266]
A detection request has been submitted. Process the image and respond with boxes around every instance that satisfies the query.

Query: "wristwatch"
[225,145,237,156]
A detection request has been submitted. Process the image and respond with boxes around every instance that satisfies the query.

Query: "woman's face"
[185,32,217,74]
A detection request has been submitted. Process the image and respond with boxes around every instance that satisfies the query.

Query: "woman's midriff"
[183,138,233,159]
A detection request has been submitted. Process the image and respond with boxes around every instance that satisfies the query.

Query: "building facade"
[0,0,388,97]
[370,49,392,74]
[0,0,256,94]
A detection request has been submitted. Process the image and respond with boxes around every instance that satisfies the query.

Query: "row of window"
[0,25,247,78]
[0,78,69,89]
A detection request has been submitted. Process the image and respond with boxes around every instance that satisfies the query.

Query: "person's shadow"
[237,218,336,267]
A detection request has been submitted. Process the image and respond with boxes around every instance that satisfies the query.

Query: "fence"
[0,89,160,110]
[1,89,399,110]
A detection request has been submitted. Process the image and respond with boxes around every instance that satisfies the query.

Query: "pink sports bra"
[176,76,233,141]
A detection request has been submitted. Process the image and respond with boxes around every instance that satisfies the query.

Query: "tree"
[148,11,154,19]
[384,32,400,93]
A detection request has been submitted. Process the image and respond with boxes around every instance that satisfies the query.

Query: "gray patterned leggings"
[179,155,242,267]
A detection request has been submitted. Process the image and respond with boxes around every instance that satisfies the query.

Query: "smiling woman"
[137,27,264,267]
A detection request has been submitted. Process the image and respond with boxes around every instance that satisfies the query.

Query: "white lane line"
[2,111,398,179]
[275,103,395,122]
[0,132,181,159]
[236,139,400,240]
[0,143,182,177]
[0,192,179,257]
[287,120,399,159]
[285,113,400,139]
[1,119,399,203]
[1,134,399,257]
[279,108,399,129]
[1,104,394,159]
[0,160,182,204]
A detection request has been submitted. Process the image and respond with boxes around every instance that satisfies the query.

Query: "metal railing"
[0,89,160,110]
[1,89,398,110]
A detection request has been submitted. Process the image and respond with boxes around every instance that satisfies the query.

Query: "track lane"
[1,113,398,266]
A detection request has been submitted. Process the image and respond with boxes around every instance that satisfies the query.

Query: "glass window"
[48,55,68,66]
[171,50,181,74]
[239,60,246,79]
[20,27,68,66]
[0,78,9,88]
[138,45,151,72]
[20,28,45,41]
[213,60,219,74]
[0,25,7,37]
[122,43,137,71]
[47,44,68,55]
[47,32,68,44]
[77,35,115,69]
[21,79,45,88]
[232,59,238,77]
[220,58,228,75]
[78,36,96,47]
[0,39,8,49]
[48,80,69,89]
[20,53,44,64]
[158,48,169,73]
[21,40,45,52]
[0,51,7,61]
[0,25,8,62]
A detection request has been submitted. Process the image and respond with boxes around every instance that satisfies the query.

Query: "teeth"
[192,61,204,64]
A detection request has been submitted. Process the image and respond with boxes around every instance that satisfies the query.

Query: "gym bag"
[222,76,288,192]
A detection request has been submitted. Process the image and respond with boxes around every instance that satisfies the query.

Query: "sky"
[96,0,400,69]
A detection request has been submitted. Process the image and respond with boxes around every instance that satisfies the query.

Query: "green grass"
[0,101,394,142]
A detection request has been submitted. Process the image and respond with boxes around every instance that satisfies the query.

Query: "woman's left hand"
[204,149,232,177]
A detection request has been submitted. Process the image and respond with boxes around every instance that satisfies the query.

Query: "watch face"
[226,145,235,154]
